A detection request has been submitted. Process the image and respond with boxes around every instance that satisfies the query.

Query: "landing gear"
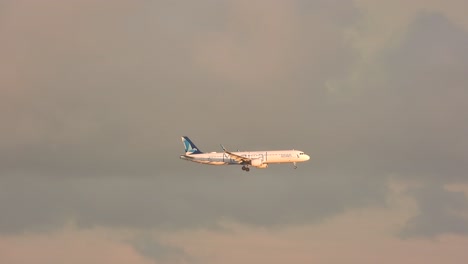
[241,166,250,172]
[293,162,297,169]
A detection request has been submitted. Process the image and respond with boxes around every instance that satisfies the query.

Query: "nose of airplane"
[304,154,310,161]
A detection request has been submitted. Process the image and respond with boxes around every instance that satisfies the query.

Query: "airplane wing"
[221,144,251,164]
[225,150,251,163]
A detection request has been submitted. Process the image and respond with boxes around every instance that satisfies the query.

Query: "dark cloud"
[349,12,468,237]
[367,13,468,182]
[0,170,386,233]
[400,184,468,238]
[295,12,468,185]
[127,234,192,264]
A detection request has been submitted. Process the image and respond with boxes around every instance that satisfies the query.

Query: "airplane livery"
[179,136,310,171]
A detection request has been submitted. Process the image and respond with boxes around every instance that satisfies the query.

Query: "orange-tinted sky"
[1,1,468,263]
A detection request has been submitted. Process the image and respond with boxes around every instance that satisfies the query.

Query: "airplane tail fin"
[181,136,203,155]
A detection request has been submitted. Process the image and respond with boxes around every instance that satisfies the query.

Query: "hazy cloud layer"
[127,233,191,264]
[346,12,468,183]
[400,184,468,238]
[1,1,468,256]
[0,170,385,234]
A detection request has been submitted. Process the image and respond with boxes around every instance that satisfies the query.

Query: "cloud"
[312,12,468,183]
[127,233,192,264]
[367,13,468,183]
[400,184,468,238]
[347,12,468,238]
[0,171,386,233]
[0,226,154,264]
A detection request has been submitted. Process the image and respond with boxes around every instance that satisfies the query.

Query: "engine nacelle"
[255,164,268,169]
[251,159,268,168]
[250,159,263,167]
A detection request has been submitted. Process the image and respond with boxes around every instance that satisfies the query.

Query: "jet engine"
[250,159,268,168]
[250,159,263,167]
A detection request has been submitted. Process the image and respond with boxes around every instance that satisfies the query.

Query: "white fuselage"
[180,150,310,167]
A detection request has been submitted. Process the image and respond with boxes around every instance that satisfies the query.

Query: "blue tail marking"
[181,136,203,154]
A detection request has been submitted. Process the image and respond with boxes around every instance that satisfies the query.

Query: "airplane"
[179,136,310,171]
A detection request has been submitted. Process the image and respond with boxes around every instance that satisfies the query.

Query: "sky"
[1,0,468,263]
